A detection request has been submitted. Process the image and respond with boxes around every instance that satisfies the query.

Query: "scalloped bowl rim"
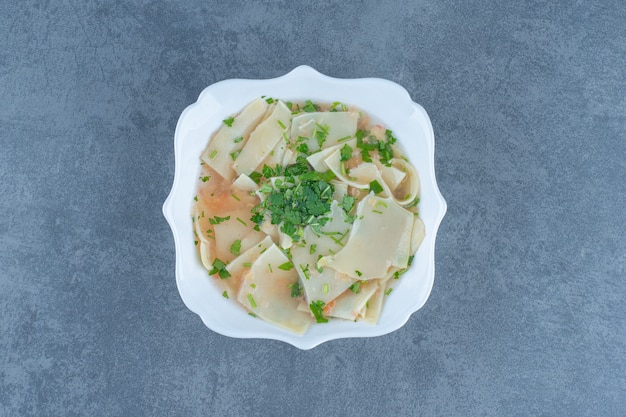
[163,65,446,349]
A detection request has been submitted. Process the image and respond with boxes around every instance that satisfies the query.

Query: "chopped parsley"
[309,300,328,323]
[288,282,303,298]
[314,123,329,148]
[248,171,262,184]
[296,142,310,155]
[278,261,294,271]
[229,240,241,256]
[209,258,231,279]
[303,100,318,113]
[262,164,283,178]
[299,264,311,280]
[341,195,356,213]
[385,288,393,296]
[355,129,396,166]
[209,215,230,225]
[223,116,235,127]
[201,176,210,182]
[250,161,336,242]
[233,136,243,143]
[309,244,317,254]
[230,150,241,160]
[369,180,384,194]
[385,129,397,144]
[349,281,361,294]
[222,291,229,299]
[340,144,353,161]
[355,270,363,277]
[329,101,348,112]
[247,293,257,308]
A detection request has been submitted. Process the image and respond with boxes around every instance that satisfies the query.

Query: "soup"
[192,97,424,334]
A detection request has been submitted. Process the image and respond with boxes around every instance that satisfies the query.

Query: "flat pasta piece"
[281,148,297,167]
[213,209,265,263]
[198,240,213,271]
[388,158,420,206]
[306,139,357,172]
[291,111,358,153]
[410,215,425,254]
[325,279,379,321]
[232,173,259,192]
[380,164,407,192]
[325,150,380,190]
[318,194,414,280]
[261,137,289,168]
[331,180,348,201]
[233,101,291,176]
[201,98,269,181]
[237,244,313,334]
[361,277,393,324]
[224,236,274,295]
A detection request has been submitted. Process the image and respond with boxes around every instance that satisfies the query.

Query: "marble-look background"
[1,1,624,416]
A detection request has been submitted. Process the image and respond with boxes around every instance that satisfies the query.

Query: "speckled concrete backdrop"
[1,0,625,416]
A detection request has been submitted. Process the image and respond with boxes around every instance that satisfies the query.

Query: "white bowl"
[163,66,446,349]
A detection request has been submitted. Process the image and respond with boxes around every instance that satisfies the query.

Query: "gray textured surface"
[1,0,625,415]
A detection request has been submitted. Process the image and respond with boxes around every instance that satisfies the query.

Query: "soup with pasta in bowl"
[163,66,446,349]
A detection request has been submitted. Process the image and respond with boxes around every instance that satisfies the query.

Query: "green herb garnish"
[209,258,231,279]
[209,215,230,225]
[229,240,241,256]
[369,180,384,194]
[340,144,353,162]
[309,300,328,323]
[341,195,355,213]
[288,282,303,298]
[349,281,361,293]
[278,261,294,271]
[314,123,329,148]
[247,293,257,308]
[248,171,262,184]
[300,264,311,280]
[303,100,317,113]
[250,164,336,241]
[223,117,235,127]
